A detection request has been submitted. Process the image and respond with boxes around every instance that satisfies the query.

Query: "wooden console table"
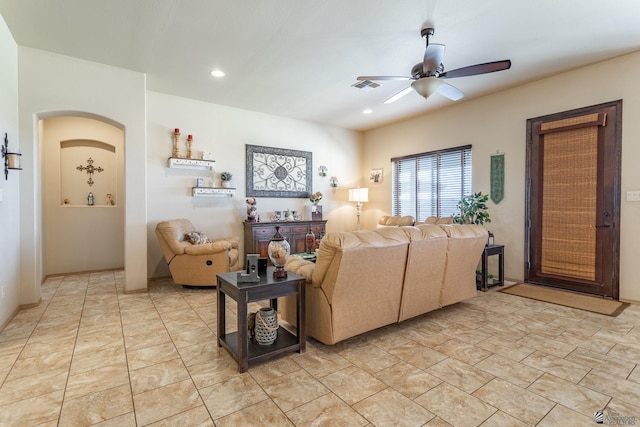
[243,220,327,258]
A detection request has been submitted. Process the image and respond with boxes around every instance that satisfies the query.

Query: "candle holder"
[2,133,22,180]
[173,129,181,158]
[187,134,193,159]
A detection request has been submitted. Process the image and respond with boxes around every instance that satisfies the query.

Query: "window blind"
[392,145,472,221]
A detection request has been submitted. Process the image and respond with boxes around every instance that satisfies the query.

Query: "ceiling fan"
[357,27,511,104]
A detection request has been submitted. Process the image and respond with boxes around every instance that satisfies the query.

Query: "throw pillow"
[185,231,209,245]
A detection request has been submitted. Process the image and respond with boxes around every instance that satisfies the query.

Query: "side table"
[217,267,306,373]
[479,244,505,292]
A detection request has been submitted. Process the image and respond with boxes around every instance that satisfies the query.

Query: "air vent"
[351,80,380,91]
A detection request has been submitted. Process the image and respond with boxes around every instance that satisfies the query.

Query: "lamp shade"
[348,187,369,203]
[410,77,444,99]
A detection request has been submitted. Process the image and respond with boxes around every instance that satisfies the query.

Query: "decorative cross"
[76,157,104,186]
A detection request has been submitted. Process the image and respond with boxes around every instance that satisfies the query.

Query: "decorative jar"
[268,226,290,279]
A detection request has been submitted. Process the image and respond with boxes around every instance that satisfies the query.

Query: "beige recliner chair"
[155,219,240,286]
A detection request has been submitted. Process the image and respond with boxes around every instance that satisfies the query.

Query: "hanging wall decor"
[76,157,105,186]
[245,144,312,198]
[490,153,504,204]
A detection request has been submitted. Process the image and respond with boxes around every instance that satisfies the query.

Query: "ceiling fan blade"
[383,86,413,104]
[423,43,445,75]
[436,82,464,101]
[440,59,511,79]
[357,75,412,81]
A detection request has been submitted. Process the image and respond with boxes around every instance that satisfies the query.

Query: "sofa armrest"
[285,257,315,283]
[184,240,232,255]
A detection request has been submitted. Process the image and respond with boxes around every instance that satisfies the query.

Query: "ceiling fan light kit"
[357,27,511,104]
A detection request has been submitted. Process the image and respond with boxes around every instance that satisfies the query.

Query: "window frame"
[391,145,472,221]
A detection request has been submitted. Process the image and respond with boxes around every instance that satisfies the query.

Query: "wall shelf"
[192,187,235,197]
[168,157,215,170]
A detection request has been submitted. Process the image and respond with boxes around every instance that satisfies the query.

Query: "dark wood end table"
[479,244,505,292]
[217,267,306,373]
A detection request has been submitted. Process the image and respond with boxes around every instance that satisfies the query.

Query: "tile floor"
[0,270,639,426]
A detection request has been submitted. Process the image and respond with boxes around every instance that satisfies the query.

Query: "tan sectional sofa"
[282,224,487,345]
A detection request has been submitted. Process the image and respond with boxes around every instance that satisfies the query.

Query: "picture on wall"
[246,144,312,198]
[370,168,383,183]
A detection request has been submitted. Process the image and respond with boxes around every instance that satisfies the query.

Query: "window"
[392,145,472,221]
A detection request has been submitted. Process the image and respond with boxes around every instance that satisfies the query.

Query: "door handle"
[595,224,611,228]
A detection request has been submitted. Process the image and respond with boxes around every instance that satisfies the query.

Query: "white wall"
[146,91,363,278]
[0,15,20,327]
[18,47,147,297]
[42,116,124,275]
[363,51,640,302]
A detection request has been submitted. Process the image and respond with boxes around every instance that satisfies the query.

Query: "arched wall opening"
[40,114,125,276]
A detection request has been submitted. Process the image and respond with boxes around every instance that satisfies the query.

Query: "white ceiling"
[1,0,639,131]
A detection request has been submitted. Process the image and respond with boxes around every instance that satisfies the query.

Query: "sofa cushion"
[378,215,415,227]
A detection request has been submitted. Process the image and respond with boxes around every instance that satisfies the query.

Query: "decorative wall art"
[246,145,312,198]
[76,157,105,187]
[490,153,504,204]
[370,168,383,183]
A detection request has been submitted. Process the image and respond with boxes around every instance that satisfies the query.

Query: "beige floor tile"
[292,347,352,377]
[375,361,442,399]
[176,340,221,367]
[415,382,497,427]
[320,365,387,405]
[478,410,529,427]
[516,334,576,358]
[554,331,616,354]
[129,357,190,394]
[0,389,64,425]
[168,326,216,348]
[476,335,535,362]
[0,337,27,357]
[215,399,292,426]
[69,344,127,375]
[19,335,76,359]
[433,338,492,365]
[286,393,369,427]
[261,368,330,412]
[92,411,137,426]
[629,365,640,383]
[200,374,268,419]
[0,367,68,406]
[65,362,130,400]
[126,341,180,371]
[337,343,400,374]
[536,404,594,426]
[59,384,133,426]
[580,369,640,408]
[146,405,214,427]
[400,328,450,347]
[248,355,302,384]
[473,378,555,425]
[133,379,202,426]
[8,350,72,381]
[565,347,635,378]
[187,354,240,389]
[607,342,640,364]
[604,399,640,424]
[124,328,173,351]
[388,341,448,370]
[353,388,435,427]
[73,328,125,355]
[475,353,544,389]
[426,358,494,394]
[528,373,611,417]
[521,350,590,383]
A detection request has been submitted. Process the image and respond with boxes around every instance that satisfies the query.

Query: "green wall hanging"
[490,153,504,204]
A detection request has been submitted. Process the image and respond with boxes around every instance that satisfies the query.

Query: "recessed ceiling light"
[363,109,373,115]
[210,69,225,78]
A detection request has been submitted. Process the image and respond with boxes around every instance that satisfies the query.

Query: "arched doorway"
[41,115,125,276]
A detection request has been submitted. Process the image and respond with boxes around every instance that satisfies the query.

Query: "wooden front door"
[525,100,621,299]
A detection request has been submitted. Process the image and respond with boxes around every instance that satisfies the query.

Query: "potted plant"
[452,192,491,225]
[220,171,233,188]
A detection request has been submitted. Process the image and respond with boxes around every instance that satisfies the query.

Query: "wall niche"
[60,140,117,206]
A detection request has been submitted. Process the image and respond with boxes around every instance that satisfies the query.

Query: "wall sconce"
[329,176,338,187]
[348,187,369,230]
[2,133,22,180]
[318,165,328,177]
